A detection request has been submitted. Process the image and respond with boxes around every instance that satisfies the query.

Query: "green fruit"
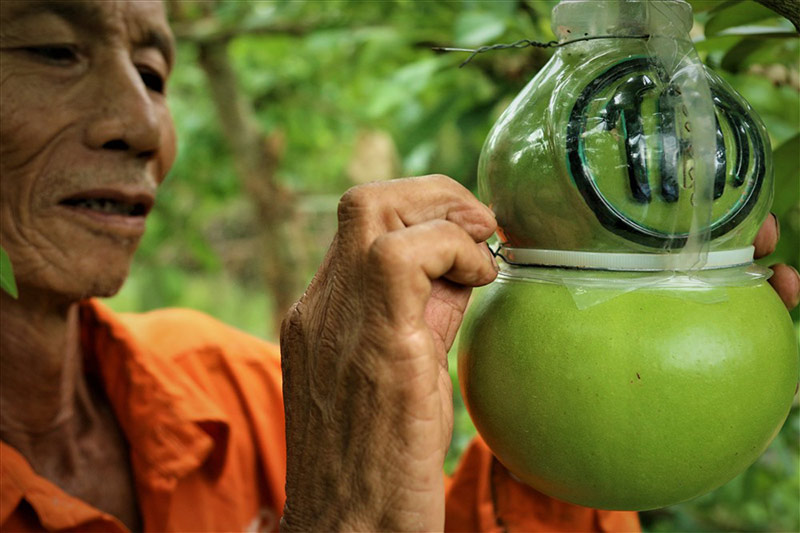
[458,272,798,510]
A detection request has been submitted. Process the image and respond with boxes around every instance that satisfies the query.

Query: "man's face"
[0,0,176,301]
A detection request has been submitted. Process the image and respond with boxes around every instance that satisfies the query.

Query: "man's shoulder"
[89,300,282,375]
[81,302,287,528]
[121,306,278,355]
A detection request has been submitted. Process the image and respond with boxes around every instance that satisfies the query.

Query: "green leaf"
[719,37,792,72]
[772,133,800,217]
[713,27,798,38]
[689,0,742,14]
[0,246,18,299]
[760,134,800,271]
[705,2,781,36]
[708,0,746,13]
[720,37,768,72]
[454,11,507,47]
[366,57,442,118]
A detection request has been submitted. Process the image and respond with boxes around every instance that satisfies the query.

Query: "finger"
[338,175,497,244]
[753,213,779,259]
[367,219,498,328]
[768,263,800,310]
[424,278,473,355]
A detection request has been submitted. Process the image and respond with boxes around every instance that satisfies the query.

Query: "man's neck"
[0,289,90,440]
[0,290,143,529]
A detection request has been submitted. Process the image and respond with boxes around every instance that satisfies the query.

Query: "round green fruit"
[458,271,798,510]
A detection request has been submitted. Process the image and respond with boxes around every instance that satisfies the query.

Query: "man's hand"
[754,213,800,310]
[280,175,498,532]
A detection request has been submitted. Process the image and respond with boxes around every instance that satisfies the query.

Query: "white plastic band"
[499,246,755,271]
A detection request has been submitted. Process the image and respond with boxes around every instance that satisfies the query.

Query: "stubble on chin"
[69,245,138,301]
[81,271,130,300]
[9,236,139,304]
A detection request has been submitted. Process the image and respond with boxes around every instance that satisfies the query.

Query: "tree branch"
[172,17,327,44]
[196,40,306,335]
[754,0,800,32]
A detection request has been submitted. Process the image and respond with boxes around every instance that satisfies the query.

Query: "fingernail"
[482,203,496,219]
[482,244,499,272]
[788,265,800,310]
[771,212,780,241]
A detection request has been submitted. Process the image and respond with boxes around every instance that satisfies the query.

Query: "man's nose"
[83,55,162,158]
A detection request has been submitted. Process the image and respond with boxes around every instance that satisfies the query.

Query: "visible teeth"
[73,198,135,215]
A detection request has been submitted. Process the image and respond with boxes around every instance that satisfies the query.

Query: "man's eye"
[139,69,165,94]
[23,45,78,64]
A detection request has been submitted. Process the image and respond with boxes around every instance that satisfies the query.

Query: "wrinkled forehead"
[0,0,174,67]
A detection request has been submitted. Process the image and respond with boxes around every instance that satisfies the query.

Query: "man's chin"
[7,271,130,312]
[2,229,139,305]
[30,266,131,304]
[68,248,136,299]
[83,275,128,299]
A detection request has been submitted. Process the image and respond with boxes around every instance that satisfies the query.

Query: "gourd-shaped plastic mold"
[458,0,798,511]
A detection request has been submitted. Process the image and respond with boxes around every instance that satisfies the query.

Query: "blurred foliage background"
[106,1,799,531]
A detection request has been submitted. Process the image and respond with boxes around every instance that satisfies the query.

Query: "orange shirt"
[1,300,640,532]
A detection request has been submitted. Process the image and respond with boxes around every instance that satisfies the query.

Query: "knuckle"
[428,218,469,241]
[280,300,307,344]
[428,217,455,231]
[279,302,308,384]
[367,233,411,272]
[337,184,378,223]
[426,173,453,184]
[417,173,463,195]
[424,173,466,192]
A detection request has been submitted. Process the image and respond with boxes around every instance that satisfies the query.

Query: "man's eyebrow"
[7,1,175,69]
[10,1,104,27]
[139,29,175,70]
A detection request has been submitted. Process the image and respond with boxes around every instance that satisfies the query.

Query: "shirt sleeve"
[444,436,641,533]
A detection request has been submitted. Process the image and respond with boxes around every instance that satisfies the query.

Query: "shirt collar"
[0,444,127,531]
[80,299,230,490]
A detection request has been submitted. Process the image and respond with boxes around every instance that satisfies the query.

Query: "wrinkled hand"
[754,213,800,310]
[280,175,497,532]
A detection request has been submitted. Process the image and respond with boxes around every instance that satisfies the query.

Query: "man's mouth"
[59,197,150,216]
[58,190,154,218]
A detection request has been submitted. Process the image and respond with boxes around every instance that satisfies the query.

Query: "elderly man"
[1,1,797,532]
